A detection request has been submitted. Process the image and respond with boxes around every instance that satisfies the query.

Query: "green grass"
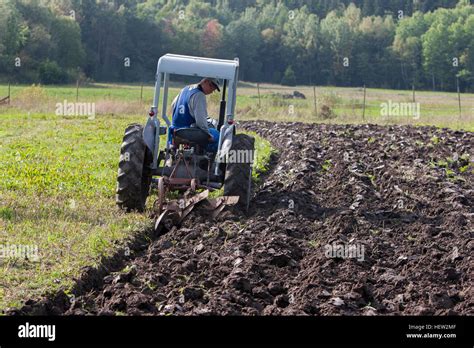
[247,130,274,182]
[0,113,152,310]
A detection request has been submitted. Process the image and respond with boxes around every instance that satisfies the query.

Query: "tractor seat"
[174,128,209,148]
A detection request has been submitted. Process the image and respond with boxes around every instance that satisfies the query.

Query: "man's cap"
[201,77,221,92]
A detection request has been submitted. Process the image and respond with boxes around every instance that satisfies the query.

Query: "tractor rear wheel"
[223,133,255,210]
[116,123,152,212]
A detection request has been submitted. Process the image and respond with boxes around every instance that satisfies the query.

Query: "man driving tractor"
[169,77,221,152]
[117,54,254,214]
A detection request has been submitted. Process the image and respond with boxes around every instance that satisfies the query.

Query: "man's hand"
[208,134,214,142]
[207,117,218,129]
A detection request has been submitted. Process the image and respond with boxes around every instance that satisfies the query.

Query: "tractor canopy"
[151,54,239,126]
[145,54,240,170]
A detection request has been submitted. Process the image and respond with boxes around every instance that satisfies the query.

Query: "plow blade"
[154,191,239,232]
[199,196,240,219]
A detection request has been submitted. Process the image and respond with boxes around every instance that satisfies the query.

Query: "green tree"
[319,4,360,85]
[2,2,28,55]
[281,65,296,86]
[392,12,431,88]
[223,10,262,81]
[458,13,474,86]
[354,15,396,87]
[39,59,66,84]
[282,6,319,84]
[422,3,473,90]
[255,2,288,82]
[51,17,85,71]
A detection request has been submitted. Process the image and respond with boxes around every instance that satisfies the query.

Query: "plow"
[153,187,239,233]
[116,54,254,231]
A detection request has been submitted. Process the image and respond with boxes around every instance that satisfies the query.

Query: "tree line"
[0,0,472,91]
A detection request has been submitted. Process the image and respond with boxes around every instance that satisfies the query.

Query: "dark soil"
[17,121,474,315]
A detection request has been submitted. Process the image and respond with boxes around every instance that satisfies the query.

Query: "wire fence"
[240,83,473,129]
[0,82,472,128]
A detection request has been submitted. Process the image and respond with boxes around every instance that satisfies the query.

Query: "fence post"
[257,82,261,108]
[412,83,415,103]
[362,84,366,121]
[457,76,461,119]
[313,85,317,118]
[140,82,144,102]
[8,81,11,105]
[352,96,355,116]
[76,78,79,102]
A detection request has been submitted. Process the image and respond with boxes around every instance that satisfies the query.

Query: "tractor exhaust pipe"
[218,80,227,131]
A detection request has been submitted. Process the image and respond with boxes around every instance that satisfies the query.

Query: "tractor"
[115,54,254,224]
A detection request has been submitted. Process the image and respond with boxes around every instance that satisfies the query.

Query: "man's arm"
[189,92,211,137]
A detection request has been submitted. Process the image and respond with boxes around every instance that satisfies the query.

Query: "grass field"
[1,81,472,130]
[237,83,474,131]
[0,81,472,311]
